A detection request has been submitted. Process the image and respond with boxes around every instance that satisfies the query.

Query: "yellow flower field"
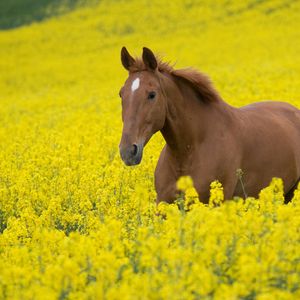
[0,0,300,299]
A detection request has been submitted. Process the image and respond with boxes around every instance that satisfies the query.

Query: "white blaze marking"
[131,78,140,92]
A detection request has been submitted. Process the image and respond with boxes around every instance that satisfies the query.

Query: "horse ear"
[142,47,157,71]
[121,47,135,71]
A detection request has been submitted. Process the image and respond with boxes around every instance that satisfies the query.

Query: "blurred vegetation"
[0,0,99,29]
[0,1,300,298]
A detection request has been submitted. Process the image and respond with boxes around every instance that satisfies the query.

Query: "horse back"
[240,100,300,148]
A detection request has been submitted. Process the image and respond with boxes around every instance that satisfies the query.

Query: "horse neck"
[159,74,235,156]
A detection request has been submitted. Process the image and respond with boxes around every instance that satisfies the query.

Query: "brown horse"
[119,47,300,204]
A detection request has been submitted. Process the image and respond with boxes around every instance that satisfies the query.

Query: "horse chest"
[172,148,195,176]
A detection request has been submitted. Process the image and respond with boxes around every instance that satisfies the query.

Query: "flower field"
[1,0,300,299]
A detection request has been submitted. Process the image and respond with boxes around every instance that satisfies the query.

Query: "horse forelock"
[128,57,174,73]
[128,56,220,103]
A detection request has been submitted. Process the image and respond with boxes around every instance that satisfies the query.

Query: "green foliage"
[0,0,97,29]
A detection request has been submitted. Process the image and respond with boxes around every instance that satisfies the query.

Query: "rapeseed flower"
[0,0,300,299]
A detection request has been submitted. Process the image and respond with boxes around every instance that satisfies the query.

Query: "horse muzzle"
[119,143,144,166]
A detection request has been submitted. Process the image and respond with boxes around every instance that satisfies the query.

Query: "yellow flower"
[0,0,300,298]
[209,180,224,206]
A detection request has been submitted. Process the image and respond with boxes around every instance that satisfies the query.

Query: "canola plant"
[0,0,300,299]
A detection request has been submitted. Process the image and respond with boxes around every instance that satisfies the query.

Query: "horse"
[119,47,300,204]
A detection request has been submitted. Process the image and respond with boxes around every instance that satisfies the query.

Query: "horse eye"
[148,91,156,100]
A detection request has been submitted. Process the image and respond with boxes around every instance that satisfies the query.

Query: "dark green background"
[0,0,98,29]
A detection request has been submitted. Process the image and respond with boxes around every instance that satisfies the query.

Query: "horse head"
[119,47,167,166]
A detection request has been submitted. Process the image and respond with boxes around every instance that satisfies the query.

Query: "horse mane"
[130,56,221,103]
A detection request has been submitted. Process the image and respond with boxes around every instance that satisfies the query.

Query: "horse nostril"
[120,142,144,166]
[131,144,138,156]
